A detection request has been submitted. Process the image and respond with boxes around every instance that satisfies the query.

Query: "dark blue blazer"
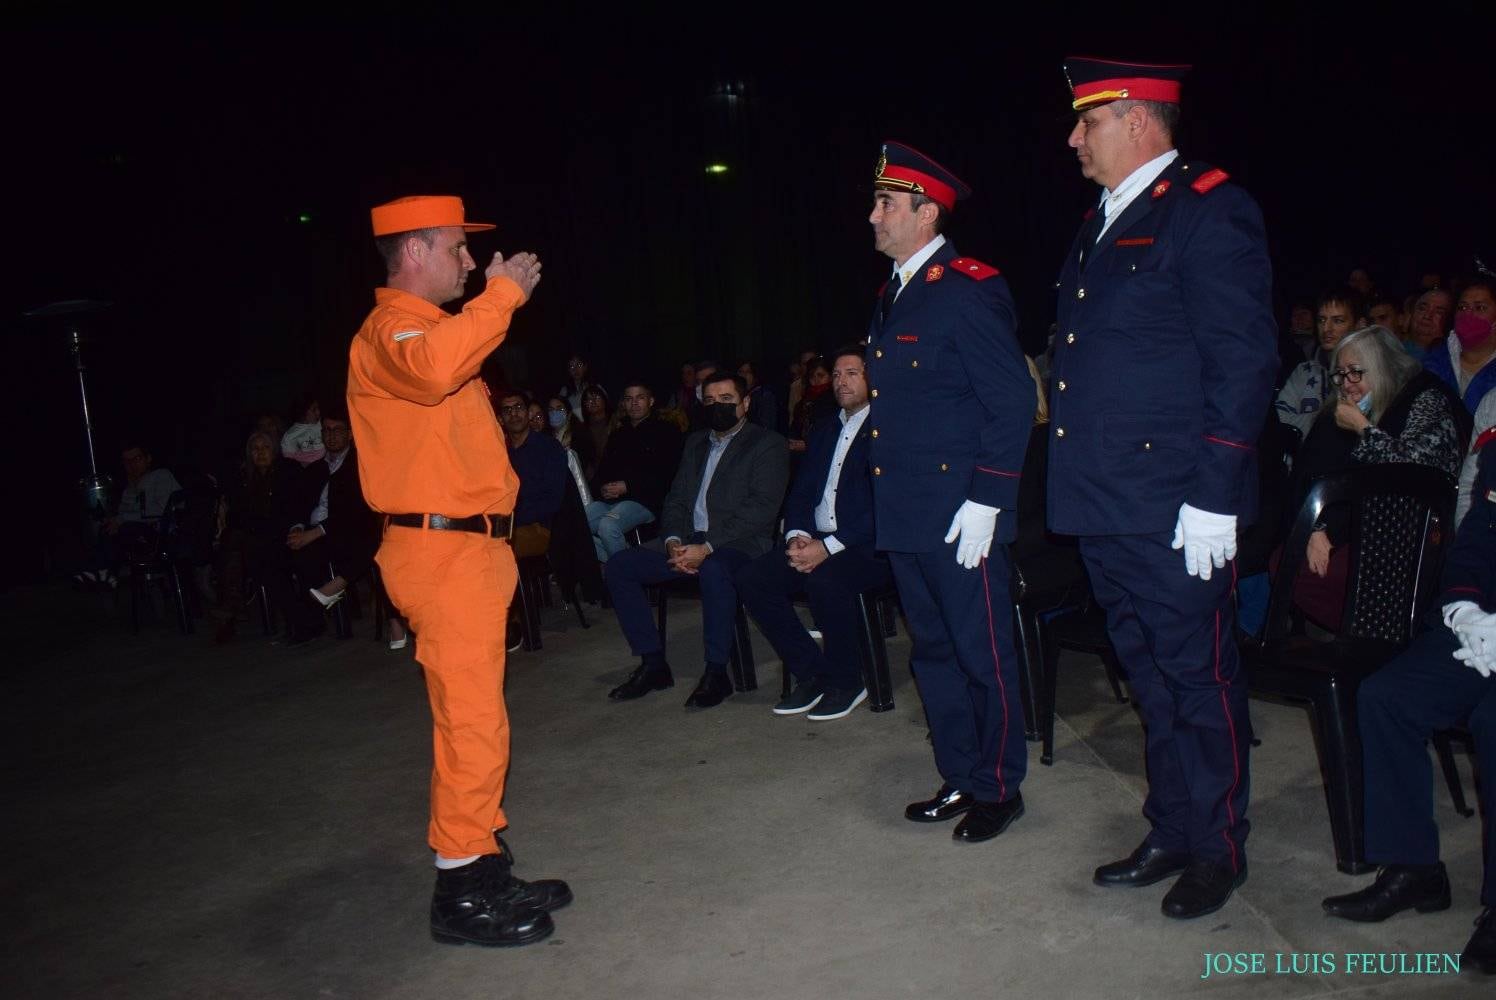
[864,240,1034,553]
[1047,157,1279,536]
[784,410,876,554]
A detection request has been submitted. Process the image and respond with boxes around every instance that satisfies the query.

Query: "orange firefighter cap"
[370,195,495,237]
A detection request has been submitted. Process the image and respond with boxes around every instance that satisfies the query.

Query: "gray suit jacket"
[660,421,789,558]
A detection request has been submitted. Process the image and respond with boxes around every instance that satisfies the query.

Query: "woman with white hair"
[1283,325,1470,630]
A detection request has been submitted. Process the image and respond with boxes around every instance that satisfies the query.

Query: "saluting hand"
[487,251,543,302]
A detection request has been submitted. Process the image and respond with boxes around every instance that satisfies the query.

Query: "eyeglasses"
[1329,366,1366,386]
[498,403,528,414]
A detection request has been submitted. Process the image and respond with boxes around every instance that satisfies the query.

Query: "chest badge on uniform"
[1151,180,1171,199]
[896,334,918,343]
[926,264,943,282]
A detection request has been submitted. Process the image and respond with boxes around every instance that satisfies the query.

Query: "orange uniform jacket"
[347,277,525,517]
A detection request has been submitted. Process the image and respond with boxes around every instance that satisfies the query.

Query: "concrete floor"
[2,582,1486,999]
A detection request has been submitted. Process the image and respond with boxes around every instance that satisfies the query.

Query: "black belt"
[387,512,513,539]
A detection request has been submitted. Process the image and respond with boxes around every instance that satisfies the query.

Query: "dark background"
[7,7,1492,582]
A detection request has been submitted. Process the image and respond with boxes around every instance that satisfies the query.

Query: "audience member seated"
[1320,435,1496,976]
[1274,287,1365,441]
[787,355,835,455]
[284,406,379,642]
[783,348,817,429]
[558,353,592,419]
[213,430,302,641]
[672,361,698,414]
[575,384,613,481]
[1285,301,1316,362]
[1424,277,1496,416]
[499,390,568,560]
[738,359,780,433]
[78,440,183,588]
[281,393,326,466]
[545,393,580,450]
[604,372,789,709]
[687,360,720,431]
[1367,292,1407,341]
[586,379,684,562]
[1404,287,1454,361]
[1458,390,1496,525]
[526,400,546,437]
[736,347,887,722]
[1282,325,1470,631]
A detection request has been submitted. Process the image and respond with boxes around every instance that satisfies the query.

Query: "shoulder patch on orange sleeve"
[949,257,1001,281]
[1475,426,1496,453]
[1191,168,1230,194]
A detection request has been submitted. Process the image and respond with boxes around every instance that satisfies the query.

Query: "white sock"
[434,853,481,870]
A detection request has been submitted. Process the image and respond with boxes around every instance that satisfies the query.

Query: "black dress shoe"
[1094,840,1191,888]
[492,835,573,912]
[1462,908,1496,976]
[952,794,1025,843]
[1321,863,1451,922]
[1161,859,1247,919]
[905,784,974,823]
[430,855,554,947]
[684,671,733,708]
[608,662,674,701]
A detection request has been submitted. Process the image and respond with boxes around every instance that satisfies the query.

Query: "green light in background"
[704,164,729,175]
[298,213,313,223]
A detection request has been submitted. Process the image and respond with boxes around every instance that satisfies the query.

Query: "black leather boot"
[429,855,554,946]
[493,835,574,911]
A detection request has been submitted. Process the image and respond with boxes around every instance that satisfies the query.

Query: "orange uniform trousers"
[377,523,517,858]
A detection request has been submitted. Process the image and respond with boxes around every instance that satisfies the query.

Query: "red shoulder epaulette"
[949,257,1001,281]
[1191,168,1230,194]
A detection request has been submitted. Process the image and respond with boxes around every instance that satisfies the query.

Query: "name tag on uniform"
[896,335,918,343]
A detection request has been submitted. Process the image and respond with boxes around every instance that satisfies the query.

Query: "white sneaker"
[806,687,867,721]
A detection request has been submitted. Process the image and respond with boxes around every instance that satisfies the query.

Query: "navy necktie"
[1078,207,1106,271]
[880,272,902,323]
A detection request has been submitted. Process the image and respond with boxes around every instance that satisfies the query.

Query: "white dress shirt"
[665,421,745,548]
[890,234,947,302]
[309,447,351,532]
[1095,148,1179,242]
[786,405,869,555]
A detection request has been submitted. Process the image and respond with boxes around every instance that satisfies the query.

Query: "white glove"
[1454,610,1496,659]
[1443,601,1484,631]
[944,500,1000,570]
[1170,503,1237,581]
[1452,646,1496,679]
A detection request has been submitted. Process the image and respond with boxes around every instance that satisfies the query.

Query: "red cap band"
[876,165,958,212]
[1072,77,1182,110]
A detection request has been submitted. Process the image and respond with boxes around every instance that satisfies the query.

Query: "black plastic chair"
[1244,464,1456,874]
[786,579,901,711]
[1033,594,1129,766]
[651,578,758,691]
[126,491,203,635]
[1432,727,1478,819]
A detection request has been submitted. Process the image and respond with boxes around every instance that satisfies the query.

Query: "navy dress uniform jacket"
[865,240,1034,552]
[783,412,876,555]
[1048,158,1278,535]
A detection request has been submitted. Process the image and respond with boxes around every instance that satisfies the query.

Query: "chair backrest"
[1259,464,1457,646]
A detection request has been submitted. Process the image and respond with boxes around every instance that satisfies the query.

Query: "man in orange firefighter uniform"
[347,194,571,947]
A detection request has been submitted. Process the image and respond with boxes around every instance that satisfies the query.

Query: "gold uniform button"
[875,349,883,358]
[911,360,919,368]
[871,389,878,398]
[940,463,948,471]
[873,467,882,476]
[1058,380,1067,391]
[1144,441,1152,451]
[1077,288,1086,299]
[1066,332,1076,344]
[871,429,879,438]
[1056,427,1066,438]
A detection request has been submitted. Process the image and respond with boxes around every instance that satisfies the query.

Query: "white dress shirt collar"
[1097,148,1179,239]
[891,234,947,298]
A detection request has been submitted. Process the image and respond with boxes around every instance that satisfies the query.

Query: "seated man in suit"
[1321,433,1496,974]
[736,347,890,721]
[285,405,378,640]
[606,372,789,708]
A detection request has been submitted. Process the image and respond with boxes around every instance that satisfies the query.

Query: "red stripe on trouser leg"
[376,529,518,858]
[1213,607,1242,872]
[979,557,1010,801]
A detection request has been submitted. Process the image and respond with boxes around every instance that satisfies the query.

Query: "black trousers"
[735,542,891,691]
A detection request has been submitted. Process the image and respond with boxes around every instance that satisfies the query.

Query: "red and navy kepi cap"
[1063,57,1191,112]
[873,141,971,212]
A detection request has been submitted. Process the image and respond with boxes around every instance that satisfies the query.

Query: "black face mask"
[706,402,741,432]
